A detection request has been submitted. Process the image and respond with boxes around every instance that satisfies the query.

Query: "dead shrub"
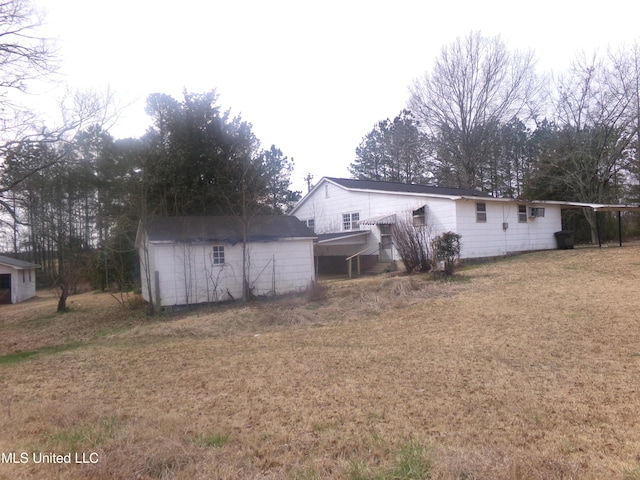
[307,280,328,302]
[109,291,146,310]
[258,309,301,327]
[392,217,432,273]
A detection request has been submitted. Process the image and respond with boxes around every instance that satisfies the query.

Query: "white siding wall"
[294,180,458,258]
[0,265,36,304]
[295,182,457,234]
[454,200,562,258]
[139,238,158,304]
[293,179,564,260]
[149,239,314,307]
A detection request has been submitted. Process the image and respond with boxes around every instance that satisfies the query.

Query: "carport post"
[618,210,622,247]
[596,210,602,248]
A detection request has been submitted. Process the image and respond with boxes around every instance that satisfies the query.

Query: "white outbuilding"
[135,216,316,308]
[0,255,40,304]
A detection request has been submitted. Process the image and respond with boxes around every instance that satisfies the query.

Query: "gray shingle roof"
[143,216,316,243]
[326,177,492,198]
[0,255,40,269]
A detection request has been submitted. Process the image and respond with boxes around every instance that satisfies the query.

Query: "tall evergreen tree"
[350,110,430,184]
[258,145,301,214]
[142,90,265,216]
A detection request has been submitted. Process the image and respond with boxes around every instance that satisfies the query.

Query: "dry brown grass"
[1,246,640,479]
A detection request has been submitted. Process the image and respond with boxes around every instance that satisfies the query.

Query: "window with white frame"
[476,203,487,223]
[412,206,426,226]
[342,212,360,230]
[212,245,225,265]
[304,219,315,231]
[518,205,527,223]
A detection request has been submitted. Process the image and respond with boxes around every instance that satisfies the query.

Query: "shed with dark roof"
[135,216,316,308]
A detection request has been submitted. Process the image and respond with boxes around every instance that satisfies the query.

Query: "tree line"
[1,91,300,309]
[350,32,640,243]
[0,1,299,310]
[2,2,640,306]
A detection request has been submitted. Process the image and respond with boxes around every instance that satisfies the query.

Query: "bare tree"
[611,42,640,191]
[0,0,56,106]
[534,51,638,243]
[0,0,119,227]
[408,31,539,190]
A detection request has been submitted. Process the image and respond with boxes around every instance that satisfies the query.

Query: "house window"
[476,203,487,223]
[412,206,426,226]
[518,205,528,223]
[29,269,31,282]
[304,219,315,231]
[325,184,330,198]
[22,270,25,283]
[212,246,225,265]
[529,207,545,218]
[342,212,360,231]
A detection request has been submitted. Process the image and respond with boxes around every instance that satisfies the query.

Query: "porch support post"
[357,255,361,276]
[596,210,602,248]
[348,257,352,279]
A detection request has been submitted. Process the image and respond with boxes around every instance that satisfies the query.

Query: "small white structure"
[291,177,567,272]
[0,255,39,304]
[135,216,316,308]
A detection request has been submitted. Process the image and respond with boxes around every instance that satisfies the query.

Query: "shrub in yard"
[307,280,328,302]
[392,218,432,273]
[432,231,461,276]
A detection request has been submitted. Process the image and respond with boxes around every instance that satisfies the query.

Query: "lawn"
[1,247,640,479]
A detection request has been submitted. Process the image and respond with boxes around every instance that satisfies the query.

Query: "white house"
[0,255,39,304]
[135,216,316,308]
[290,177,567,273]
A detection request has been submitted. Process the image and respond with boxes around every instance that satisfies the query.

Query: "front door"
[379,225,393,262]
[0,274,11,304]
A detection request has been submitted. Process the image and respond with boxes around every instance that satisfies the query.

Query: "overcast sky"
[32,0,640,192]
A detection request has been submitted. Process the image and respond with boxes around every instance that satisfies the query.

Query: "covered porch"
[315,213,398,278]
[314,231,379,276]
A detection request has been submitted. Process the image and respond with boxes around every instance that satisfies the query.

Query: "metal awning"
[551,201,640,248]
[359,214,397,225]
[565,203,640,212]
[316,231,369,245]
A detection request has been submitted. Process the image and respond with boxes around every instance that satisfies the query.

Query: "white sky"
[31,0,640,192]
